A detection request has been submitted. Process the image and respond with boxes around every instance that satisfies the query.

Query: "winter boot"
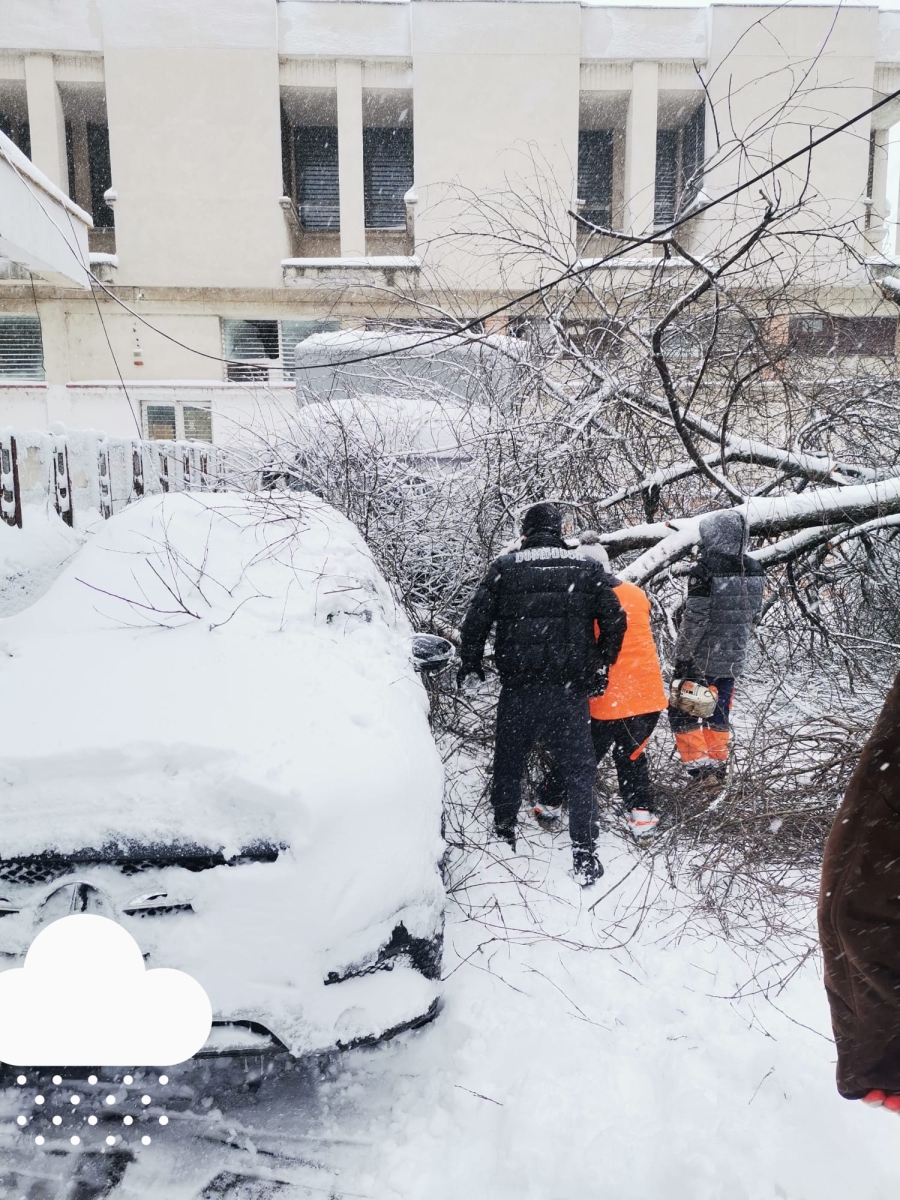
[572,848,604,888]
[534,801,562,828]
[700,764,727,793]
[494,821,517,851]
[625,808,660,837]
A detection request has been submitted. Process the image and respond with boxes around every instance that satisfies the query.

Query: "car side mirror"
[411,634,454,675]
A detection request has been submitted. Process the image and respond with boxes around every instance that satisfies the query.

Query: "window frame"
[577,129,614,231]
[654,102,706,229]
[363,126,414,231]
[294,125,340,232]
[221,318,341,383]
[788,315,898,358]
[143,401,213,443]
[0,315,46,381]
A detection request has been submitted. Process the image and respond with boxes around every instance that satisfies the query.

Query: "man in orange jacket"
[537,533,667,837]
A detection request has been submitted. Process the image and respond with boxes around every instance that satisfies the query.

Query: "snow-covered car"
[0,492,446,1059]
[293,328,525,409]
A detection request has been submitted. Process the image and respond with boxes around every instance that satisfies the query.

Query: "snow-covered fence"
[0,429,233,528]
[0,434,23,529]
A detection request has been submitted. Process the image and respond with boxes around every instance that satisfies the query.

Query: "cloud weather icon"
[0,914,212,1066]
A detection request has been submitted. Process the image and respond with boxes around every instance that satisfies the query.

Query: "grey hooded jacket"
[673,510,764,679]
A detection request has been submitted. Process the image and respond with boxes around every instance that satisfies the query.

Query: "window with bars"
[0,316,45,380]
[144,403,213,442]
[788,315,897,357]
[222,318,341,382]
[654,103,706,228]
[294,126,339,231]
[363,128,413,230]
[577,130,614,230]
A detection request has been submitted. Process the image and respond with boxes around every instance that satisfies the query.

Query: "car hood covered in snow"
[0,493,445,1051]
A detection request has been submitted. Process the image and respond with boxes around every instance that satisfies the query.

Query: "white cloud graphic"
[0,914,212,1066]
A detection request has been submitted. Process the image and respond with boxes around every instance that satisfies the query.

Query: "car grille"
[0,842,283,883]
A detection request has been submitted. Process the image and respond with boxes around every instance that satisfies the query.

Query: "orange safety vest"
[590,580,667,721]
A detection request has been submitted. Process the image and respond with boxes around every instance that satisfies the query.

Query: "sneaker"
[534,802,562,827]
[494,822,517,851]
[625,808,660,837]
[572,849,604,888]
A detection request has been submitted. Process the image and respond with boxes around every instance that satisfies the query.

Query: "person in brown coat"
[819,671,900,1109]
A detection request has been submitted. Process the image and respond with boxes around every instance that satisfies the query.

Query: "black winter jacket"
[459,533,627,690]
[673,510,764,679]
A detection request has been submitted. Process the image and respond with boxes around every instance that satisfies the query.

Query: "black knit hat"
[521,502,562,539]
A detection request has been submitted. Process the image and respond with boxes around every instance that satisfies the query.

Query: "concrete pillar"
[24,56,68,192]
[336,60,366,257]
[624,61,659,238]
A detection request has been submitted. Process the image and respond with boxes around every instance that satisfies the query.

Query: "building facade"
[1,0,899,441]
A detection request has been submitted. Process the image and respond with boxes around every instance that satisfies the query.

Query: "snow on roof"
[0,493,443,946]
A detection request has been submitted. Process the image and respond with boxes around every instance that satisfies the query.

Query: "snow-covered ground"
[0,501,897,1198]
[299,829,897,1200]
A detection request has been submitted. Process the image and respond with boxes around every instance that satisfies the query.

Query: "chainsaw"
[668,678,718,718]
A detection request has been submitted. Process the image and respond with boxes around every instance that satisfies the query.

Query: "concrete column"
[336,60,366,257]
[624,61,659,238]
[24,56,68,192]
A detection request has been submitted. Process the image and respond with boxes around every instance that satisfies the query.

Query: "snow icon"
[0,914,212,1065]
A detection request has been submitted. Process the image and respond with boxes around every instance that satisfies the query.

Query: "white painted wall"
[701,5,879,283]
[411,1,581,290]
[92,0,286,288]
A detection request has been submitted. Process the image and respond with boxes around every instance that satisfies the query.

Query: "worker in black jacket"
[458,502,626,886]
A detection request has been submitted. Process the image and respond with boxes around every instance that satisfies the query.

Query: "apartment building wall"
[0,0,898,439]
[410,2,581,291]
[703,4,880,277]
[103,7,288,289]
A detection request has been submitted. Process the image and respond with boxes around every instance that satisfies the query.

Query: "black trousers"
[542,711,660,812]
[491,683,597,853]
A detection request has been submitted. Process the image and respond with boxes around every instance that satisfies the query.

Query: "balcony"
[281,254,421,290]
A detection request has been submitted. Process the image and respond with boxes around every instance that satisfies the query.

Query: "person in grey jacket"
[669,510,764,784]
